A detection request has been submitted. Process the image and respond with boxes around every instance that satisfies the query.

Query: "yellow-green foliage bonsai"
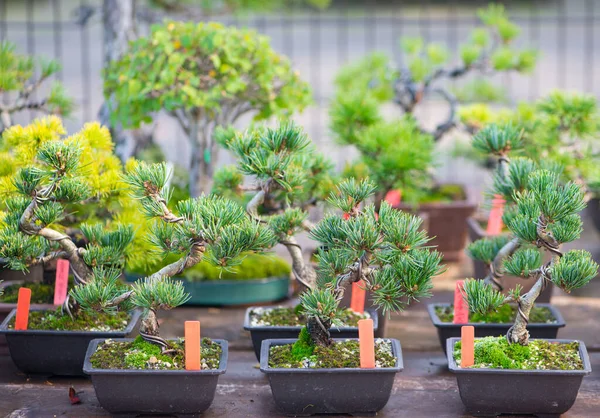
[463,124,598,345]
[0,41,72,131]
[105,21,312,197]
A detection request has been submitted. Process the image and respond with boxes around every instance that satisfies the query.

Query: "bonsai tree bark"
[0,42,73,131]
[462,124,599,345]
[104,21,311,197]
[301,178,443,346]
[213,121,335,291]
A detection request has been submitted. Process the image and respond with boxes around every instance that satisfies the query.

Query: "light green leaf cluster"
[131,276,190,311]
[462,278,505,315]
[503,247,542,278]
[105,21,312,129]
[549,250,598,293]
[466,235,512,264]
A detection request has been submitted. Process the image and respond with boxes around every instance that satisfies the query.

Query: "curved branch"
[483,237,521,291]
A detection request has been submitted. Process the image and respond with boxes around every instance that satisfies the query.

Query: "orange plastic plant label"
[15,287,32,330]
[53,259,70,306]
[358,318,375,368]
[350,280,366,313]
[461,325,475,368]
[453,280,469,324]
[486,194,505,235]
[384,189,402,207]
[185,321,201,371]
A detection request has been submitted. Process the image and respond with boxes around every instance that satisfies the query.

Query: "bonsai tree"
[332,3,536,146]
[463,123,598,345]
[0,41,72,131]
[105,21,311,197]
[460,91,600,201]
[0,120,135,315]
[212,121,335,289]
[299,178,443,346]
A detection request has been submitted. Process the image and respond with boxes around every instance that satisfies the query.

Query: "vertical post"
[460,325,475,368]
[453,280,469,324]
[358,318,375,368]
[53,259,70,306]
[486,195,505,235]
[350,280,366,313]
[185,321,201,371]
[15,288,32,331]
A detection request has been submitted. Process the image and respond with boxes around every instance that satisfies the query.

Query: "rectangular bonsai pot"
[83,338,228,416]
[244,307,379,360]
[0,308,141,376]
[428,303,565,354]
[260,338,402,416]
[447,337,591,416]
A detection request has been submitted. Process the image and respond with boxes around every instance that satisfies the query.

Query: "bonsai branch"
[333,252,373,301]
[484,238,520,291]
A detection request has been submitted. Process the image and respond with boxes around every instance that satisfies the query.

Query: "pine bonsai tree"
[295,178,443,346]
[105,21,311,197]
[0,41,73,131]
[0,119,134,316]
[212,121,334,290]
[463,123,598,345]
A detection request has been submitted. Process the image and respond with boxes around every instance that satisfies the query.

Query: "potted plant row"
[429,125,567,351]
[449,124,597,416]
[258,173,443,415]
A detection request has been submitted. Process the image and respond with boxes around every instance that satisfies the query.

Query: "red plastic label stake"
[461,325,475,368]
[350,280,366,313]
[486,195,505,236]
[15,287,32,330]
[384,190,402,207]
[185,321,201,371]
[358,318,375,368]
[54,259,70,306]
[453,280,469,324]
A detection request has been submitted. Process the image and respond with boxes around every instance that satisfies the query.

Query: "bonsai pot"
[428,303,565,354]
[0,308,141,376]
[260,338,402,416]
[587,197,600,232]
[84,338,228,416]
[447,337,591,416]
[126,273,290,306]
[467,217,553,302]
[244,307,379,360]
[395,184,476,261]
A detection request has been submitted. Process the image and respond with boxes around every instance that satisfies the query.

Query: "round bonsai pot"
[466,217,553,303]
[428,303,566,354]
[0,308,141,376]
[447,337,591,416]
[84,338,228,416]
[260,338,402,416]
[243,307,379,360]
[125,273,290,306]
[395,184,476,261]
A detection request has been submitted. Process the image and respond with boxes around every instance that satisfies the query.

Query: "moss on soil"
[128,252,291,281]
[418,184,466,204]
[269,332,396,369]
[435,304,556,324]
[251,306,369,327]
[453,336,583,370]
[7,309,130,331]
[90,335,222,370]
[1,280,73,304]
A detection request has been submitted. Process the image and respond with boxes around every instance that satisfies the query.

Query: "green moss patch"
[269,336,396,369]
[453,336,583,370]
[250,306,369,327]
[435,304,556,324]
[418,184,466,204]
[128,252,291,281]
[90,336,222,370]
[2,281,56,304]
[7,309,130,332]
